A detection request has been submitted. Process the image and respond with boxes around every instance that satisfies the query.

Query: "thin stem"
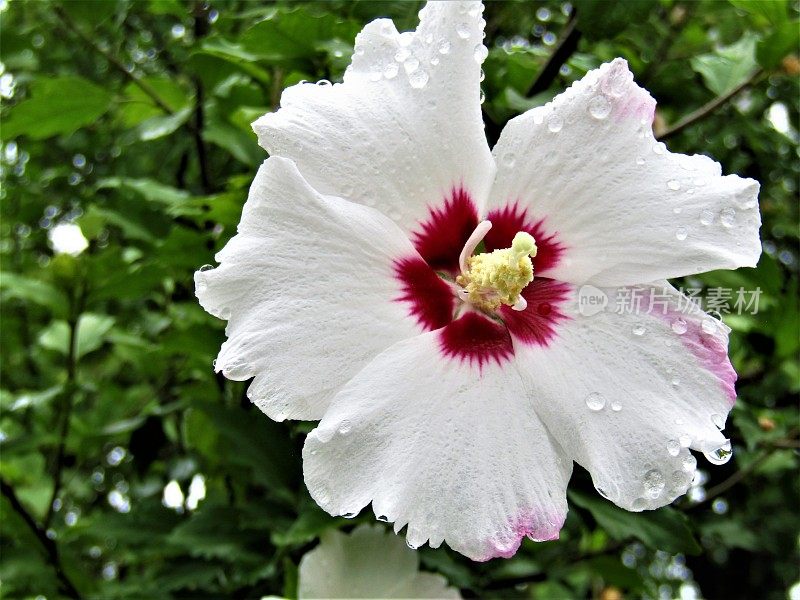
[657,69,763,141]
[192,1,213,193]
[526,9,581,97]
[1,479,80,598]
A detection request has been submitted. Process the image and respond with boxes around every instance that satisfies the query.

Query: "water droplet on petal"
[406,538,421,549]
[671,318,688,334]
[682,454,697,472]
[473,43,488,63]
[610,400,622,412]
[438,40,451,54]
[456,23,471,39]
[703,439,732,465]
[338,420,352,435]
[631,497,647,511]
[403,57,420,74]
[653,142,666,154]
[479,89,485,104]
[546,112,563,133]
[701,319,716,334]
[343,512,357,519]
[479,68,485,82]
[632,324,646,336]
[720,207,736,227]
[502,152,516,168]
[398,31,414,47]
[711,413,725,429]
[409,69,429,89]
[430,56,440,66]
[588,95,612,119]
[667,179,681,191]
[636,157,645,166]
[317,79,332,87]
[675,226,688,241]
[700,209,714,225]
[679,433,692,448]
[585,392,606,411]
[377,514,389,522]
[383,62,399,79]
[199,264,213,272]
[667,439,681,456]
[643,469,665,499]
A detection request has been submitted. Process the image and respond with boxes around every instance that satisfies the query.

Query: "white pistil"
[458,220,493,275]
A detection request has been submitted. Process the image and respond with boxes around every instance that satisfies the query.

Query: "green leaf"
[2,76,113,140]
[271,506,341,547]
[569,491,701,555]
[196,38,272,85]
[96,177,191,213]
[137,106,193,141]
[38,313,115,359]
[0,272,69,316]
[729,0,788,25]
[756,21,800,69]
[690,33,759,95]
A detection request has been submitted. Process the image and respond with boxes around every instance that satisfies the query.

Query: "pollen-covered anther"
[456,230,538,312]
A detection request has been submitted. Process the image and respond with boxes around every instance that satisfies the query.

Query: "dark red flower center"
[394,187,571,368]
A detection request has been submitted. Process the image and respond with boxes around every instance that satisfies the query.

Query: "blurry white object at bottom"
[298,524,461,599]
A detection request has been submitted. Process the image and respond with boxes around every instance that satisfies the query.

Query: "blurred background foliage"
[0,0,798,598]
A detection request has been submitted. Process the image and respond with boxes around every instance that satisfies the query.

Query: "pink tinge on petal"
[501,279,572,347]
[478,510,565,561]
[411,186,480,273]
[599,58,657,125]
[678,318,738,405]
[484,202,566,275]
[438,311,514,369]
[394,256,456,332]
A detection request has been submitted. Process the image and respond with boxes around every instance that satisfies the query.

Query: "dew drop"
[588,95,612,119]
[720,207,736,227]
[711,413,725,429]
[636,156,645,166]
[675,226,688,241]
[596,486,610,500]
[403,57,420,74]
[678,433,692,448]
[199,264,213,272]
[682,454,697,472]
[703,440,732,465]
[338,420,352,435]
[468,3,482,17]
[317,79,332,87]
[343,512,357,519]
[671,318,688,334]
[585,392,606,411]
[398,31,414,47]
[502,152,516,168]
[479,68,485,82]
[667,179,681,191]
[610,400,622,412]
[406,539,421,549]
[430,56,440,66]
[383,62,399,79]
[653,142,666,155]
[479,89,485,104]
[701,320,717,335]
[671,377,680,387]
[473,43,488,63]
[693,177,707,187]
[456,23,471,39]
[546,112,563,133]
[643,469,665,499]
[438,40,451,54]
[409,69,429,89]
[631,497,647,511]
[667,439,681,457]
[700,209,714,225]
[673,207,683,214]
[632,324,646,336]
[671,470,688,488]
[377,514,389,522]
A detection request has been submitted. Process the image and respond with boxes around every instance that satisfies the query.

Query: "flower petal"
[514,281,735,511]
[303,331,572,561]
[253,1,494,237]
[195,157,420,421]
[490,58,761,287]
[298,524,461,599]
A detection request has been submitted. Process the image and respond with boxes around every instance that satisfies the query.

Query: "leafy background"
[1,0,798,598]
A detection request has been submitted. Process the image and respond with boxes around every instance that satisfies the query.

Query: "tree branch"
[526,9,581,97]
[1,479,80,598]
[54,5,182,119]
[657,69,763,141]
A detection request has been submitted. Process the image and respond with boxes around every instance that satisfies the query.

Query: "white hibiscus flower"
[195,1,761,561]
[297,524,461,599]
